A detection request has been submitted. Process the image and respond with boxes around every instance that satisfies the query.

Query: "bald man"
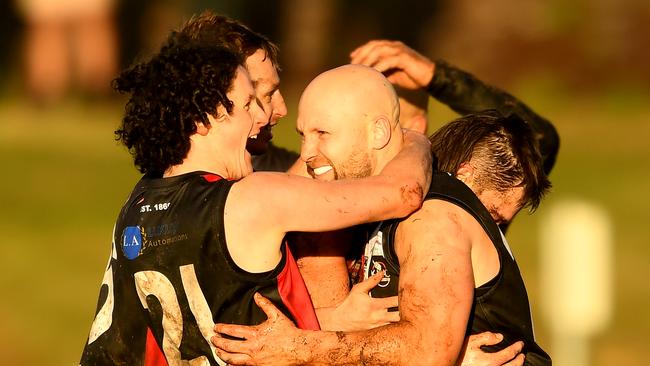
[297,65,401,181]
[210,65,529,366]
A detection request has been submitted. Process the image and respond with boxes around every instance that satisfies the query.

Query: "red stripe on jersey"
[144,327,168,366]
[277,242,321,330]
[201,174,223,183]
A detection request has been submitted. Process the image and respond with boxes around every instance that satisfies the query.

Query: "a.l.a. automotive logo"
[122,226,143,260]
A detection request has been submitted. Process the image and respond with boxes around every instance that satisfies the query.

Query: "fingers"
[350,40,402,67]
[253,292,282,322]
[351,39,433,89]
[375,295,399,310]
[502,353,525,366]
[385,72,402,85]
[211,333,253,354]
[490,341,524,365]
[372,297,399,324]
[214,323,258,340]
[350,40,377,59]
[371,55,405,74]
[352,270,385,293]
[214,347,254,366]
[468,331,504,347]
[358,46,400,71]
[350,40,390,62]
[365,296,400,324]
[461,334,524,366]
[384,310,400,323]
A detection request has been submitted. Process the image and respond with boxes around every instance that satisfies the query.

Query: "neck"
[372,126,404,175]
[163,161,227,178]
[163,143,229,178]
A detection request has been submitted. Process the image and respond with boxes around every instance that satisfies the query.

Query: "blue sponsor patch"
[122,226,143,260]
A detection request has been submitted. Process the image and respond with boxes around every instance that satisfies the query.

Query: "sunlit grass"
[0,98,139,365]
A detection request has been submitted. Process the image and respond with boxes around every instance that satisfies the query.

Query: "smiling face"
[212,66,263,178]
[245,49,288,155]
[296,65,401,181]
[297,107,373,181]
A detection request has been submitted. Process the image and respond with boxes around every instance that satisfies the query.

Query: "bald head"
[297,65,404,181]
[299,64,400,128]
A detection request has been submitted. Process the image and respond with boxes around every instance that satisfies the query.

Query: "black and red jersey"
[80,171,319,365]
[356,172,551,366]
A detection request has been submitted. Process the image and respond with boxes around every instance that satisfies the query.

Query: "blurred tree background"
[0,0,648,364]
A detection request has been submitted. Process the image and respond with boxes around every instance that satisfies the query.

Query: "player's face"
[245,49,288,155]
[475,186,525,225]
[222,67,265,178]
[297,109,372,182]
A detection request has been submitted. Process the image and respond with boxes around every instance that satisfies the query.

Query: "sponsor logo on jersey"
[363,228,383,279]
[142,232,189,250]
[363,226,392,288]
[122,226,143,260]
[145,222,179,238]
[371,260,391,288]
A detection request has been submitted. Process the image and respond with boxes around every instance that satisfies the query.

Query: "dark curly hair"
[430,110,551,212]
[114,43,243,175]
[167,11,280,70]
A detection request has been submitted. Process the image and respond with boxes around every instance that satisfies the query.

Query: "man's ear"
[372,116,391,150]
[209,106,229,124]
[200,108,228,134]
[195,120,210,136]
[455,162,474,184]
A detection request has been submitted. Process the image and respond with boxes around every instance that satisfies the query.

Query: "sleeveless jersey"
[80,172,319,365]
[357,172,551,365]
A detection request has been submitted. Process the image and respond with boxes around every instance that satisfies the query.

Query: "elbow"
[397,181,425,217]
[398,165,430,217]
[375,177,426,221]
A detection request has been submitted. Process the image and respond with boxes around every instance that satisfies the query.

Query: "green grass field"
[1,85,648,365]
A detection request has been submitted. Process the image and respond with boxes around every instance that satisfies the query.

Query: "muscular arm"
[288,230,353,308]
[426,60,559,174]
[304,200,475,365]
[232,130,430,233]
[224,131,430,272]
[214,200,476,366]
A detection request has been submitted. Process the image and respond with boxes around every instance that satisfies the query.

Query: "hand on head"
[350,40,435,91]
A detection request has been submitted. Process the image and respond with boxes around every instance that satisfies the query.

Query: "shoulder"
[230,171,293,199]
[393,199,479,260]
[400,199,474,234]
[227,172,316,229]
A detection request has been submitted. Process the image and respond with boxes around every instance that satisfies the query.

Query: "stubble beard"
[336,148,373,180]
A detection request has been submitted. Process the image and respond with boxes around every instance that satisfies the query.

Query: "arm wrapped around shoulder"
[378,129,432,216]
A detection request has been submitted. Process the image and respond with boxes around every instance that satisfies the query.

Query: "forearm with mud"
[428,59,559,174]
[294,321,451,366]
